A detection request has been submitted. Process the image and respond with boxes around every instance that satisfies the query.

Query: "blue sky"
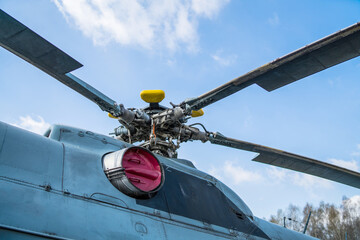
[1,0,360,219]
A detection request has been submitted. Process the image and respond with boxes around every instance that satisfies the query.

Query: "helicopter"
[1,4,360,240]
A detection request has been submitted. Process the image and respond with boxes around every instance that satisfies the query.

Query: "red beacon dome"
[103,146,164,198]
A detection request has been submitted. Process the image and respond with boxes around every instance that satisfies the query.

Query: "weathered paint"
[0,122,319,239]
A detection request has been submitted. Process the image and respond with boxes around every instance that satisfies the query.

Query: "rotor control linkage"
[110,104,151,124]
[152,107,186,124]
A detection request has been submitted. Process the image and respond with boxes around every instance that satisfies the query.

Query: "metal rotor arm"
[183,22,360,111]
[189,131,360,189]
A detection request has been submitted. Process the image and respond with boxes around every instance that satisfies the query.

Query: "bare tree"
[268,196,360,239]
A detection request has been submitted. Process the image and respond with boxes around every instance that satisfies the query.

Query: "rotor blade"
[0,9,120,114]
[184,22,360,111]
[209,132,360,189]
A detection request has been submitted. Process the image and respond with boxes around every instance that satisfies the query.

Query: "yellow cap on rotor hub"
[140,90,165,103]
[191,109,204,117]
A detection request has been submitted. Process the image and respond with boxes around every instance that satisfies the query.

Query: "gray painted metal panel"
[55,125,256,238]
[185,22,360,110]
[253,217,318,240]
[159,220,244,240]
[0,121,7,153]
[0,122,319,239]
[0,224,72,239]
[0,180,167,239]
[0,123,63,190]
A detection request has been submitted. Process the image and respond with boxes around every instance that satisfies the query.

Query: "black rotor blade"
[185,22,360,111]
[0,9,120,114]
[209,132,360,189]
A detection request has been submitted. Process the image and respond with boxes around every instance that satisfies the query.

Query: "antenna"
[283,217,286,228]
[303,211,312,234]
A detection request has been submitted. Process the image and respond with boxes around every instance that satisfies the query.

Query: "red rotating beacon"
[103,146,164,198]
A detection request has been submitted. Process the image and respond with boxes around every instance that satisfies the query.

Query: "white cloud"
[351,151,360,157]
[351,144,360,156]
[211,50,237,66]
[291,173,332,190]
[342,195,360,218]
[223,161,263,184]
[329,158,359,171]
[208,165,223,181]
[211,159,333,189]
[347,195,360,210]
[268,12,279,26]
[209,161,263,185]
[267,166,286,182]
[191,0,228,18]
[267,167,332,190]
[53,0,229,51]
[12,115,50,135]
[166,58,176,66]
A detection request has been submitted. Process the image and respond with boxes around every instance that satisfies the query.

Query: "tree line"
[268,196,360,239]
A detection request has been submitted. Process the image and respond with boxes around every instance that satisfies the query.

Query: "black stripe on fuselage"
[136,166,269,239]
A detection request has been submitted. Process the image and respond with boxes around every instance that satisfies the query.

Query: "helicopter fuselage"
[0,121,317,240]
